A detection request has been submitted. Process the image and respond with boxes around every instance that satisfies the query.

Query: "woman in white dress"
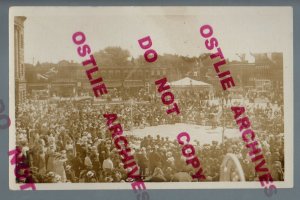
[52,151,67,183]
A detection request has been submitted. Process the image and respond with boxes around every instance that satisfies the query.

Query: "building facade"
[14,16,27,104]
[26,62,174,97]
[205,53,283,91]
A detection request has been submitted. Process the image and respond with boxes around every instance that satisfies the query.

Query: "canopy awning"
[170,77,211,87]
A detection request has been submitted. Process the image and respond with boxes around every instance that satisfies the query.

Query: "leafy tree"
[94,47,131,67]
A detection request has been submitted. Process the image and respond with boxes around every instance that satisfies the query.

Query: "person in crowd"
[136,148,148,177]
[102,154,114,172]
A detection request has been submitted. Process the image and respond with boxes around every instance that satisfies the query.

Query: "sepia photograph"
[9,7,293,190]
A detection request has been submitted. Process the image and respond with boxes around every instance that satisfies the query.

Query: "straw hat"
[86,171,94,177]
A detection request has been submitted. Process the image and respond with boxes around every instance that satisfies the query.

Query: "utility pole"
[222,95,225,143]
[130,99,133,135]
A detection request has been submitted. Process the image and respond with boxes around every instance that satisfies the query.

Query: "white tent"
[170,77,211,87]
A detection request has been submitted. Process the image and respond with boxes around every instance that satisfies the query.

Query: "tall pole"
[222,95,225,143]
[130,99,133,134]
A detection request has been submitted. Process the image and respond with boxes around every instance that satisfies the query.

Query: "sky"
[10,7,292,64]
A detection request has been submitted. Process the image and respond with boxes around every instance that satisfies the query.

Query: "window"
[115,70,121,78]
[22,64,24,78]
[109,70,113,78]
[21,34,24,49]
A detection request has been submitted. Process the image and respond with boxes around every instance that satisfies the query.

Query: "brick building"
[14,16,27,105]
[26,61,173,97]
[206,53,283,91]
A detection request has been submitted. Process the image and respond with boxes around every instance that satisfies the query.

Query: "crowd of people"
[15,87,284,184]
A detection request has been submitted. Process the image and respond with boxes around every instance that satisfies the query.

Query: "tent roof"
[170,77,211,86]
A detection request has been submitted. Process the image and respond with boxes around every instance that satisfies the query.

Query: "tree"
[94,47,131,67]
